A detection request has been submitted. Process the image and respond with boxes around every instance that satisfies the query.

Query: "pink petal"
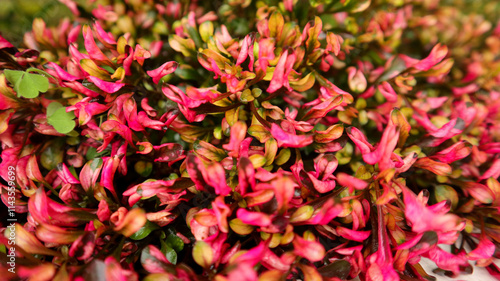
[105,257,138,280]
[378,81,397,102]
[468,238,495,260]
[413,44,448,71]
[461,182,495,204]
[123,179,176,199]
[480,158,500,180]
[222,121,248,157]
[305,199,343,225]
[69,232,95,260]
[236,34,252,67]
[137,111,165,130]
[284,0,294,11]
[346,127,373,154]
[100,156,120,196]
[35,224,84,244]
[82,25,111,63]
[402,187,464,234]
[414,157,452,176]
[452,83,480,96]
[0,34,14,49]
[238,157,256,195]
[141,245,172,273]
[428,118,463,138]
[48,62,80,81]
[59,0,80,16]
[123,97,144,131]
[270,123,313,148]
[67,24,81,45]
[227,264,258,281]
[362,125,399,171]
[212,196,231,233]
[97,200,111,221]
[186,154,209,192]
[293,234,325,262]
[336,172,368,193]
[147,61,178,84]
[56,163,80,184]
[93,21,116,45]
[88,76,125,93]
[153,143,184,163]
[141,98,157,117]
[303,95,343,120]
[336,227,371,242]
[203,161,231,196]
[307,173,336,193]
[267,49,295,93]
[431,141,472,164]
[28,188,94,227]
[62,81,100,97]
[270,175,297,212]
[236,209,272,227]
[234,241,268,266]
[100,120,135,145]
[423,247,468,274]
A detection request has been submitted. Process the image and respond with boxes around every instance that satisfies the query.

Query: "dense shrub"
[1,0,499,280]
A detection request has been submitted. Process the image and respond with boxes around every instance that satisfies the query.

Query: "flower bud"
[347,67,367,93]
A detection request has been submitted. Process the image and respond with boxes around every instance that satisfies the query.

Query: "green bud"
[134,161,153,177]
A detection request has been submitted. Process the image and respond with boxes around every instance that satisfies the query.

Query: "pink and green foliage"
[0,0,499,280]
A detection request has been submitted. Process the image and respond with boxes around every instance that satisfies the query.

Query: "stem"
[26,67,56,80]
[18,115,35,157]
[213,91,234,102]
[42,181,60,198]
[112,236,126,260]
[249,102,271,129]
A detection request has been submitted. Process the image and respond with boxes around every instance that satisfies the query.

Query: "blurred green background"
[0,0,498,48]
[0,0,72,46]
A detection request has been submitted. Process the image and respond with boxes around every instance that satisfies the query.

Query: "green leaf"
[47,107,76,134]
[192,241,213,268]
[130,220,159,240]
[318,260,351,279]
[378,56,407,81]
[165,229,184,252]
[41,139,65,171]
[160,241,178,264]
[174,65,202,81]
[86,147,108,161]
[4,69,24,86]
[4,70,49,98]
[47,102,63,118]
[89,158,103,172]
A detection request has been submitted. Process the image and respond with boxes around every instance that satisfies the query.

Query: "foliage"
[0,0,499,280]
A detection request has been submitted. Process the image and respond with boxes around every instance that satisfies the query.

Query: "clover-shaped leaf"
[4,69,49,98]
[46,101,63,117]
[47,102,76,134]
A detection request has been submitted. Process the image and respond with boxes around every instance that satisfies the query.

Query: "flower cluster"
[0,0,499,280]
